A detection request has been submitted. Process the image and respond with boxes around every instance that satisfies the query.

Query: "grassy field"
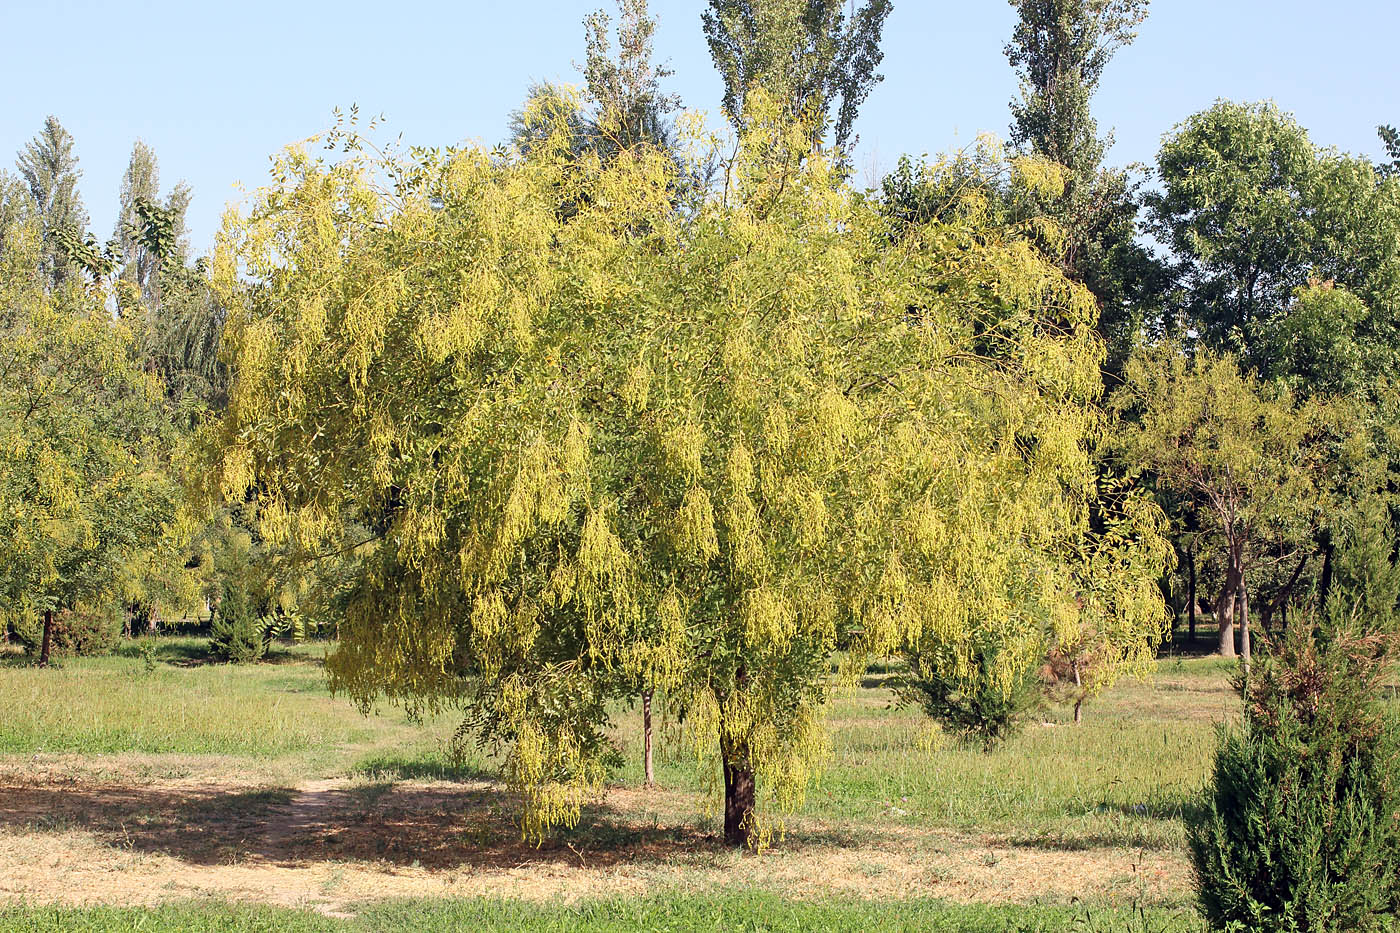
[0,632,1238,931]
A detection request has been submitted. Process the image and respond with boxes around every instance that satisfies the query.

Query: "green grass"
[0,894,1206,932]
[0,637,474,771]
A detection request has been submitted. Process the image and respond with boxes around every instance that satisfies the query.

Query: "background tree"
[1004,0,1159,370]
[882,141,1171,739]
[583,0,682,154]
[113,141,191,313]
[702,0,892,152]
[1149,101,1400,380]
[1379,124,1399,180]
[1110,346,1381,659]
[0,219,182,663]
[15,116,88,291]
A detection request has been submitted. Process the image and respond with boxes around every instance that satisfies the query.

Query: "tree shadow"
[2,776,868,872]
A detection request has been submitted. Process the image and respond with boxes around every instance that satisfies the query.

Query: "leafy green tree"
[1150,102,1400,379]
[203,99,1168,848]
[1110,346,1375,659]
[882,142,1171,737]
[1379,124,1399,180]
[702,0,891,151]
[113,141,191,312]
[583,0,682,153]
[1004,0,1160,370]
[0,220,181,664]
[15,117,88,291]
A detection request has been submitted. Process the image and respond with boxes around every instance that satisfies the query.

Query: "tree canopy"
[702,0,891,151]
[201,93,1168,845]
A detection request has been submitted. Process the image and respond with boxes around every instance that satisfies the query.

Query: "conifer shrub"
[898,631,1043,749]
[1189,621,1400,931]
[208,582,265,663]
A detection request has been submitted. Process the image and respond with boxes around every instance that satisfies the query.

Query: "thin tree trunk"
[1239,578,1252,674]
[38,609,54,667]
[1187,549,1198,642]
[721,736,755,848]
[1072,659,1084,724]
[1215,577,1237,659]
[642,688,655,788]
[1216,540,1244,658]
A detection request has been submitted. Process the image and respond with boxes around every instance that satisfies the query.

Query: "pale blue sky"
[4,1,1397,253]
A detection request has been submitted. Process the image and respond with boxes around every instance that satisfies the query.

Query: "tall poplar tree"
[15,116,88,290]
[1004,0,1158,369]
[702,0,892,151]
[114,141,191,311]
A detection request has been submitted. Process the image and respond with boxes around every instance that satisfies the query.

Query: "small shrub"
[14,605,122,658]
[898,633,1042,749]
[1188,623,1400,931]
[208,583,265,663]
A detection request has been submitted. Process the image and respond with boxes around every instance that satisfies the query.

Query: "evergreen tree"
[15,116,88,290]
[702,0,892,151]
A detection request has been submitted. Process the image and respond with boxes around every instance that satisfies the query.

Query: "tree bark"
[1072,659,1084,724]
[1215,540,1244,658]
[721,737,755,848]
[642,688,655,788]
[1187,549,1198,642]
[1238,578,1252,674]
[1215,579,1237,658]
[38,609,54,667]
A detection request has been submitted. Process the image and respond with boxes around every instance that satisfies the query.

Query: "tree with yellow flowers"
[203,96,1168,847]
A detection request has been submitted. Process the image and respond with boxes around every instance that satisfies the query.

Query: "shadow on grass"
[0,773,875,873]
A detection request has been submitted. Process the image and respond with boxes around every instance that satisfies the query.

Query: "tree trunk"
[1187,549,1198,642]
[642,688,655,788]
[721,737,755,848]
[1215,581,1237,659]
[38,609,54,667]
[1238,578,1252,674]
[1072,659,1084,724]
[1318,535,1335,615]
[1215,543,1242,658]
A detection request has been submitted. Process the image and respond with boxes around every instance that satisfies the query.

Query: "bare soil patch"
[0,770,1192,917]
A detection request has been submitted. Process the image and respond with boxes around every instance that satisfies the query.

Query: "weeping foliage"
[203,95,1167,845]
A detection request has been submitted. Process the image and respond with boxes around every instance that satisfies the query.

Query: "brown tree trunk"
[1239,579,1252,675]
[1072,659,1084,724]
[642,688,655,788]
[1215,547,1241,658]
[38,609,54,667]
[1187,549,1198,642]
[721,737,755,848]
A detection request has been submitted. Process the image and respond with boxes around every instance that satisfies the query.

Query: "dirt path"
[0,770,1193,916]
